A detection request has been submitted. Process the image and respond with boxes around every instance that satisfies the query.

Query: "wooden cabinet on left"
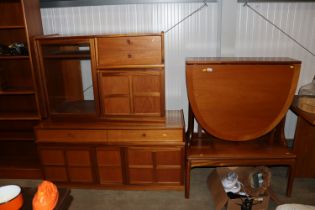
[0,0,43,179]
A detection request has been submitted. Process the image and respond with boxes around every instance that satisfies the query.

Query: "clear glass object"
[298,75,315,113]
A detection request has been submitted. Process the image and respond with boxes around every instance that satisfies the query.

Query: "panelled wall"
[40,1,315,138]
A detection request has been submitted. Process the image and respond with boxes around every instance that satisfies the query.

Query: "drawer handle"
[202,68,213,72]
[128,54,132,58]
[127,39,131,45]
[142,133,146,137]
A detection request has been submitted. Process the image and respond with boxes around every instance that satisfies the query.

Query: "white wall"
[40,1,315,138]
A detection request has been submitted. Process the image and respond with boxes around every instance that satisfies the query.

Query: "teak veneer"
[185,57,301,198]
[291,96,315,178]
[35,110,185,189]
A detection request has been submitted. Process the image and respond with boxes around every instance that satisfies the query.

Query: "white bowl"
[0,185,23,210]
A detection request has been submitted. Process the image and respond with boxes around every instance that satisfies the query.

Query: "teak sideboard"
[35,111,184,189]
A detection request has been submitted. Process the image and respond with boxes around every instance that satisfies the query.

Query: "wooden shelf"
[44,50,90,59]
[0,55,29,60]
[0,131,34,141]
[0,113,40,120]
[0,25,25,29]
[97,64,164,70]
[52,100,96,114]
[0,90,35,95]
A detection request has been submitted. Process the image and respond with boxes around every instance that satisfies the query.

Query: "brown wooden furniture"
[0,0,43,179]
[185,57,301,198]
[35,110,185,189]
[291,96,315,178]
[35,33,165,122]
[34,33,184,189]
[21,187,72,210]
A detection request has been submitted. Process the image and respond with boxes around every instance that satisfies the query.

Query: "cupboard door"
[43,166,68,182]
[96,148,123,184]
[68,167,94,183]
[155,149,183,184]
[98,69,164,117]
[97,36,162,66]
[133,74,161,114]
[65,149,94,183]
[126,147,183,185]
[127,148,154,184]
[39,146,95,184]
[39,149,65,165]
[99,72,130,115]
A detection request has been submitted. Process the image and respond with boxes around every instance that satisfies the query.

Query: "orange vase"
[32,181,59,210]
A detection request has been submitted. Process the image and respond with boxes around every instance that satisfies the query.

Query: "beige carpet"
[1,167,314,210]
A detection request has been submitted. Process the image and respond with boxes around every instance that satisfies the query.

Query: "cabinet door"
[39,148,68,182]
[127,148,154,184]
[96,147,123,184]
[98,72,131,115]
[66,149,94,183]
[155,149,183,184]
[126,147,183,185]
[39,146,95,184]
[98,69,164,117]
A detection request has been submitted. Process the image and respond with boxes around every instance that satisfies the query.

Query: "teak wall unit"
[0,0,43,178]
[35,34,165,121]
[34,33,185,189]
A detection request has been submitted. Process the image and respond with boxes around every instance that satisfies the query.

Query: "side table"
[291,96,315,178]
[21,187,72,210]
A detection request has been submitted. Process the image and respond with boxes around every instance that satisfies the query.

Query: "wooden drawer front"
[40,149,65,165]
[156,168,181,184]
[99,167,123,184]
[36,129,107,143]
[107,130,182,142]
[97,36,162,66]
[66,150,91,166]
[129,168,154,184]
[68,167,94,183]
[44,166,68,182]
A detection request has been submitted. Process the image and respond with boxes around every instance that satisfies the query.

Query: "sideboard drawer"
[36,129,107,143]
[107,129,182,142]
[97,36,162,66]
